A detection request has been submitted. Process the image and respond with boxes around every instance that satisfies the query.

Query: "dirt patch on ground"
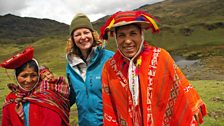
[208,110,224,120]
[180,56,224,80]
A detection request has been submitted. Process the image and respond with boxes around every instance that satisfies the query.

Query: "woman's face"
[72,28,94,52]
[17,66,39,91]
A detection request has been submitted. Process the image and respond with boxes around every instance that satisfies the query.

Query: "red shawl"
[2,77,70,126]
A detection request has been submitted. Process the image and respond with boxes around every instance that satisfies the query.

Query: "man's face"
[116,24,142,58]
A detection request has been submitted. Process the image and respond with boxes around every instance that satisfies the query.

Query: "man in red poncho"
[100,10,207,126]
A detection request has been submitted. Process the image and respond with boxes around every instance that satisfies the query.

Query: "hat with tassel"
[100,10,160,40]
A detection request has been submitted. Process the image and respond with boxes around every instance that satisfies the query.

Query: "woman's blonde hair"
[66,31,103,55]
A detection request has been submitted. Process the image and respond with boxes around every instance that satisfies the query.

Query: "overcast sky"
[0,0,164,24]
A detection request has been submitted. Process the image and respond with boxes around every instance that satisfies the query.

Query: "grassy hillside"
[0,37,68,76]
[94,0,224,51]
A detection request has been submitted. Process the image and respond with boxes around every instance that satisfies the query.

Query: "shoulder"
[5,92,16,99]
[3,92,16,107]
[101,49,114,57]
[142,44,174,64]
[95,49,114,62]
[66,63,72,72]
[157,47,172,59]
[148,46,174,65]
[144,44,170,56]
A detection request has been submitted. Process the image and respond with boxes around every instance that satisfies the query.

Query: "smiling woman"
[66,13,114,126]
[0,46,70,126]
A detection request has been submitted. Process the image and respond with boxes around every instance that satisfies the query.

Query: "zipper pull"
[86,86,89,98]
[90,76,92,86]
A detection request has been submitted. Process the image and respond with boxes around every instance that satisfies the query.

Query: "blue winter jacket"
[66,47,114,126]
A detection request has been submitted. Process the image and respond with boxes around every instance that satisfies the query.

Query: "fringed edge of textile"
[193,103,207,124]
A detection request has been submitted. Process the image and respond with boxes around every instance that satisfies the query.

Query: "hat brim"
[109,21,150,31]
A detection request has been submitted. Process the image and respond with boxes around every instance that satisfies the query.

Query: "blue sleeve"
[104,49,114,58]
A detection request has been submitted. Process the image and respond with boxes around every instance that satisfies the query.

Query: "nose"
[26,76,33,84]
[80,33,87,39]
[124,37,132,44]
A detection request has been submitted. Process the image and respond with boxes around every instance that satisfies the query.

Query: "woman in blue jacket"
[66,13,114,126]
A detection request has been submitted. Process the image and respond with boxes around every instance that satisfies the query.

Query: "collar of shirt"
[67,46,97,67]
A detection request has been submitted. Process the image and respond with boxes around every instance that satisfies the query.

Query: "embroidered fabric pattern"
[104,113,118,124]
[163,63,180,125]
[147,48,161,125]
[105,58,129,124]
[110,59,128,88]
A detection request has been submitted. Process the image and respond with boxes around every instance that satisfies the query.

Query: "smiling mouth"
[23,85,32,88]
[80,41,90,44]
[124,46,135,51]
[126,47,133,50]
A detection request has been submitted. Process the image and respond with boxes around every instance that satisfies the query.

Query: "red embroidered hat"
[0,46,34,69]
[100,10,160,40]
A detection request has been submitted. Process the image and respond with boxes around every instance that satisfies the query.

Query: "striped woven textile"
[4,76,70,125]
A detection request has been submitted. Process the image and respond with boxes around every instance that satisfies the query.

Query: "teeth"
[125,47,133,50]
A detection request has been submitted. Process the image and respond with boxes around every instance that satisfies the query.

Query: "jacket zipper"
[86,76,92,98]
[86,86,89,98]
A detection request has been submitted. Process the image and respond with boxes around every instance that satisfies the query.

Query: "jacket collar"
[66,46,102,67]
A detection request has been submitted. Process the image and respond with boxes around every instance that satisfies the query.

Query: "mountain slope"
[94,0,224,50]
[139,0,224,25]
[0,14,69,43]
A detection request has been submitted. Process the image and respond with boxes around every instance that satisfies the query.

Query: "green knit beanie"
[69,13,94,35]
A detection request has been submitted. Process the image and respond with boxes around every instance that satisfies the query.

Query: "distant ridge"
[93,0,224,28]
[0,14,68,43]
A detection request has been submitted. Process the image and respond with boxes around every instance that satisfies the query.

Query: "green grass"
[142,27,224,51]
[0,37,68,75]
[191,80,224,126]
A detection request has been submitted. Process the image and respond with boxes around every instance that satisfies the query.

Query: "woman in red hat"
[1,46,70,126]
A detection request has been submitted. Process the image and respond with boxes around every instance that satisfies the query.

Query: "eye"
[33,74,38,77]
[21,74,28,78]
[31,75,37,78]
[84,31,91,35]
[117,33,125,38]
[74,33,81,37]
[130,32,137,36]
